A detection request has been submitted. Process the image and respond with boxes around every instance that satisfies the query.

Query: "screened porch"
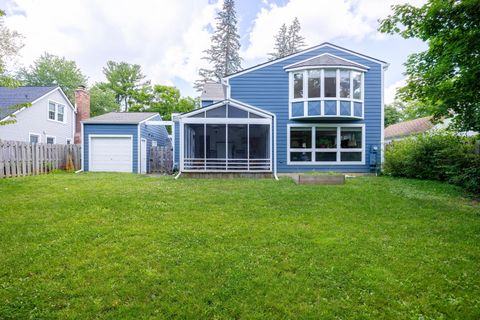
[179,101,273,172]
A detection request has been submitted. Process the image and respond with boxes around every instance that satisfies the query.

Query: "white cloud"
[385,78,406,104]
[243,0,427,62]
[3,0,220,96]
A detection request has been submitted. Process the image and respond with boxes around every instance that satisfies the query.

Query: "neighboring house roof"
[83,112,159,124]
[201,82,226,101]
[285,53,369,70]
[0,86,59,120]
[385,116,434,140]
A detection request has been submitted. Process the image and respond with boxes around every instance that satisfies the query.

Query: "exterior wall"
[174,120,180,169]
[0,89,75,144]
[83,124,139,173]
[229,45,383,173]
[140,114,170,172]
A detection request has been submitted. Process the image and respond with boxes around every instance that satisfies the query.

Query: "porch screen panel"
[206,124,226,170]
[184,124,204,158]
[249,124,270,159]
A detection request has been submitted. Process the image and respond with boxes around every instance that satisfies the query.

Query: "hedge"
[384,131,480,193]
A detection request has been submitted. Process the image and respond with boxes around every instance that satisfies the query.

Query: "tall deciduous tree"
[195,0,241,91]
[18,53,88,103]
[89,84,120,117]
[379,0,480,131]
[269,18,306,60]
[102,61,151,111]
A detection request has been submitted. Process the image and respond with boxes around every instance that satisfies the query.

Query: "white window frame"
[29,132,41,144]
[46,136,56,144]
[47,100,67,123]
[66,138,72,145]
[288,68,364,120]
[287,123,365,165]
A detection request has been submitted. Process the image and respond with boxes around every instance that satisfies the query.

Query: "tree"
[194,0,241,91]
[102,61,151,111]
[384,104,403,127]
[18,53,87,103]
[89,84,120,117]
[287,17,306,54]
[269,18,306,60]
[268,24,289,60]
[131,85,197,121]
[379,0,480,132]
[0,9,26,126]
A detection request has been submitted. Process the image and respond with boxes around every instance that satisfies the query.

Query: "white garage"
[89,135,133,172]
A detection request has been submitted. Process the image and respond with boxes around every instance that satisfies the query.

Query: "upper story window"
[48,101,66,123]
[293,72,303,98]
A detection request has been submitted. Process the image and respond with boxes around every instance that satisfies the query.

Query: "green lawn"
[1,173,479,319]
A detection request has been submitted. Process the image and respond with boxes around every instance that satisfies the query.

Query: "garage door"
[90,136,133,172]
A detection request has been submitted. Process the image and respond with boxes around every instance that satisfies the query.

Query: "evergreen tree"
[268,24,289,60]
[195,0,241,91]
[287,17,306,54]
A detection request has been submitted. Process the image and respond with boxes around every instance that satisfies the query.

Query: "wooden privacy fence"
[150,146,173,174]
[0,140,81,178]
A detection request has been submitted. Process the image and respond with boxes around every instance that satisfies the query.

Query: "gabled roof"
[179,99,274,119]
[83,112,159,124]
[0,86,59,119]
[385,116,434,140]
[200,82,226,101]
[284,53,369,71]
[224,42,388,80]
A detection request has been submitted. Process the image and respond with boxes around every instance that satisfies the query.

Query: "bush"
[384,131,480,193]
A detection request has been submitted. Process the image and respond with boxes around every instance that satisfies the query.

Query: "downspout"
[273,114,279,180]
[174,172,182,180]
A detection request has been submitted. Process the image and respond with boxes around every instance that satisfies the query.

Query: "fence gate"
[149,146,173,174]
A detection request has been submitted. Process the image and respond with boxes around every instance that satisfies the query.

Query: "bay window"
[288,125,364,164]
[324,70,336,98]
[308,70,320,98]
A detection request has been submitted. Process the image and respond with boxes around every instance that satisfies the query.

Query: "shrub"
[384,131,480,193]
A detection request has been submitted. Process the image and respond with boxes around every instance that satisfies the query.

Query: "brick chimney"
[74,85,90,144]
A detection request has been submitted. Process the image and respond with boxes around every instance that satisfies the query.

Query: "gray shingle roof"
[385,116,434,140]
[285,54,369,70]
[201,82,226,101]
[83,112,159,124]
[0,86,59,119]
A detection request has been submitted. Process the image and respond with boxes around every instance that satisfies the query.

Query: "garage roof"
[83,112,159,124]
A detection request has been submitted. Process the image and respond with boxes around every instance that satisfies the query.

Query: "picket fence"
[0,140,81,178]
[149,146,173,174]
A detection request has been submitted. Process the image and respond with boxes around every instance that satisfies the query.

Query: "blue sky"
[2,0,427,103]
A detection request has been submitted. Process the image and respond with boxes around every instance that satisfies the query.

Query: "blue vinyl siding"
[229,44,383,173]
[83,124,139,173]
[174,120,180,169]
[140,114,170,173]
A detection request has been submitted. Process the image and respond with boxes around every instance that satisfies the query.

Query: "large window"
[324,70,336,98]
[48,101,66,122]
[289,125,364,164]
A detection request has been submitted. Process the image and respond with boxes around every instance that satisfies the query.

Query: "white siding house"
[0,86,76,144]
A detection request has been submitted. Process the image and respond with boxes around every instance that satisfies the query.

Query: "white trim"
[137,125,141,173]
[88,134,134,173]
[81,122,84,171]
[46,135,56,144]
[182,118,271,125]
[140,138,147,174]
[145,120,174,126]
[283,53,370,71]
[138,114,160,124]
[28,132,41,144]
[47,100,67,124]
[223,42,387,80]
[287,123,366,165]
[285,65,369,73]
[381,65,385,165]
[179,99,274,119]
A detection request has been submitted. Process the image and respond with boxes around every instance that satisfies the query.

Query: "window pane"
[293,72,303,99]
[308,70,320,98]
[46,137,54,144]
[291,152,312,162]
[191,111,205,118]
[249,112,263,119]
[315,128,337,148]
[352,71,362,99]
[206,105,226,118]
[341,152,362,162]
[324,70,336,97]
[340,70,350,98]
[228,106,248,118]
[48,103,56,120]
[341,127,362,148]
[57,105,65,122]
[228,124,247,159]
[315,152,336,162]
[249,124,270,159]
[29,135,39,144]
[206,124,226,158]
[184,124,204,158]
[290,127,311,149]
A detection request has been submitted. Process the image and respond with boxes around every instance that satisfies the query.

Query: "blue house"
[174,42,387,177]
[82,112,170,173]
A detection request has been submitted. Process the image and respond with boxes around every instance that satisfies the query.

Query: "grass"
[0,173,479,319]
